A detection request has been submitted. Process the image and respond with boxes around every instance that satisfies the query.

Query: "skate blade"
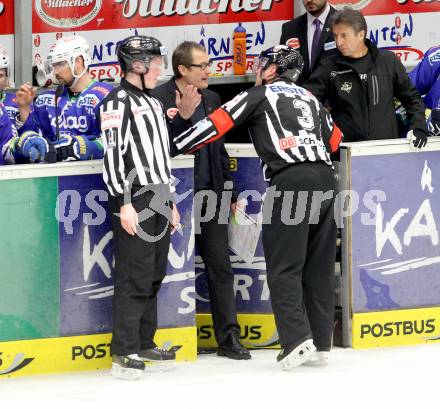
[304,352,328,367]
[111,363,143,380]
[143,361,175,373]
[279,339,317,371]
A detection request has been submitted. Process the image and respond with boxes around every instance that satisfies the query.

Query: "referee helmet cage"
[253,45,304,83]
[117,35,168,74]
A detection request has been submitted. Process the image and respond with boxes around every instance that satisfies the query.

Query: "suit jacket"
[151,78,237,200]
[280,6,337,85]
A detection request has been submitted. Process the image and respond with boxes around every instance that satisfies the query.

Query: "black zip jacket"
[305,39,426,142]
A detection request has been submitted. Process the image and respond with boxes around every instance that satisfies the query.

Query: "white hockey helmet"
[0,46,10,75]
[47,35,91,79]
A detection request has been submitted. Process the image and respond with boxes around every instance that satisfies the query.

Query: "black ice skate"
[277,339,317,370]
[111,354,145,380]
[139,346,176,372]
[139,346,176,361]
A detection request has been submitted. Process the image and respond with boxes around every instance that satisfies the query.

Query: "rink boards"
[196,307,440,350]
[3,142,440,379]
[195,149,277,350]
[0,327,196,378]
[197,314,278,349]
[340,139,440,347]
[0,158,197,379]
[352,307,440,349]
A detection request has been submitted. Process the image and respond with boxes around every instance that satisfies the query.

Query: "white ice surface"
[2,345,440,409]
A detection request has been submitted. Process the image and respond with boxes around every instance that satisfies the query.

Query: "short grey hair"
[329,7,368,36]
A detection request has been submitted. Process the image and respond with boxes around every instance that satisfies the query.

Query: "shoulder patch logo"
[117,90,127,99]
[92,85,110,96]
[428,49,440,66]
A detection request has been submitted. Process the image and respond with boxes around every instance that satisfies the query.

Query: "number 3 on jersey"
[293,99,315,131]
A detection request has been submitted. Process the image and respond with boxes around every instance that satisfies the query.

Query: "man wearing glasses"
[152,41,251,360]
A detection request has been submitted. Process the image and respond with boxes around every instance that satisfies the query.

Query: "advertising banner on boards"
[195,157,271,314]
[59,167,195,336]
[329,0,440,66]
[0,164,195,341]
[30,0,440,81]
[352,306,440,349]
[350,151,440,313]
[0,1,14,83]
[31,0,294,79]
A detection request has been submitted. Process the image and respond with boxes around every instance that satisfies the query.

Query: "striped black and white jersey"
[174,80,343,181]
[99,79,174,205]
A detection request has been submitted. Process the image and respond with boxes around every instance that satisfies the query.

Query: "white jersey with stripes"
[100,78,174,203]
[174,80,342,181]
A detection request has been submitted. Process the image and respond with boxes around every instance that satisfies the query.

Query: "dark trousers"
[196,193,240,346]
[109,189,171,356]
[262,163,336,351]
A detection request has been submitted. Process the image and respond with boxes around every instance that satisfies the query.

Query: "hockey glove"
[407,129,428,149]
[11,131,49,162]
[54,135,104,162]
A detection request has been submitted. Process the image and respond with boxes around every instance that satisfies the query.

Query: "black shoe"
[139,346,176,361]
[217,333,251,360]
[111,355,145,380]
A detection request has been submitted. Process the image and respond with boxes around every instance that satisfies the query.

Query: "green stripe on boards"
[0,177,60,341]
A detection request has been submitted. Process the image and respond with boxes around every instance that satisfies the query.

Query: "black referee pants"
[262,162,336,351]
[109,189,171,356]
[196,193,240,346]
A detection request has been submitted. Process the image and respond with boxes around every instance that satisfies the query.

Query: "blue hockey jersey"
[409,46,440,110]
[0,91,20,127]
[19,80,113,157]
[0,102,17,165]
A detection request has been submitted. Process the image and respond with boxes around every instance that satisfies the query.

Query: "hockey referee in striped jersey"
[99,35,200,380]
[174,45,343,370]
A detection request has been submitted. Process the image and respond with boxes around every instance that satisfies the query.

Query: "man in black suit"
[280,0,337,85]
[152,41,251,360]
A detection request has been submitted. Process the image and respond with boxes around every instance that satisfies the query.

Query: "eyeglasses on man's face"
[189,61,213,70]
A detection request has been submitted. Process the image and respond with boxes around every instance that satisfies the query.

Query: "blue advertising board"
[195,156,272,314]
[59,167,195,336]
[350,151,440,313]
